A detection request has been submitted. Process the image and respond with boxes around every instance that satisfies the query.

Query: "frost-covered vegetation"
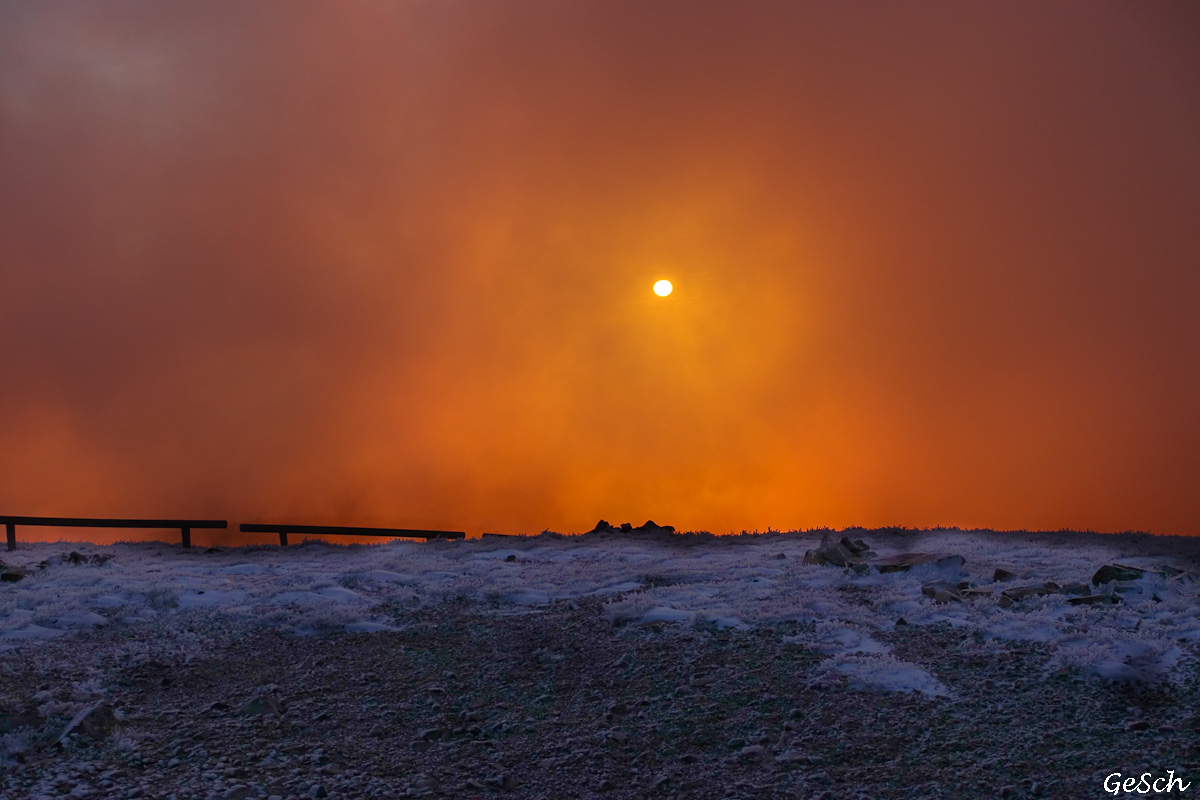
[2,528,1198,695]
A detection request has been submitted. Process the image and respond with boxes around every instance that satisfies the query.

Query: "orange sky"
[1,2,1198,539]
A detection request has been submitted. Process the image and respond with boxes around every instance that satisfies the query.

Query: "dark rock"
[895,617,908,626]
[646,774,671,791]
[238,696,283,717]
[0,710,41,734]
[89,553,113,565]
[840,537,871,555]
[1001,585,1057,602]
[1158,565,1199,583]
[55,701,117,745]
[1,568,28,582]
[737,744,767,761]
[1060,582,1091,596]
[620,523,633,532]
[770,553,787,560]
[485,774,516,791]
[803,537,863,568]
[591,520,617,533]
[993,568,1018,583]
[504,554,516,562]
[871,553,965,573]
[1125,719,1151,732]
[637,520,675,533]
[1068,593,1123,606]
[65,551,88,565]
[921,581,963,602]
[1092,564,1146,586]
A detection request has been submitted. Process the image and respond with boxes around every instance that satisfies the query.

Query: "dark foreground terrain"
[2,598,1199,800]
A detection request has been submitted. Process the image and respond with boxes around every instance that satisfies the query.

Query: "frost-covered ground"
[3,528,1200,799]
[4,527,1199,694]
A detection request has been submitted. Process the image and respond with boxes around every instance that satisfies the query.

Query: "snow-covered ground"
[3,529,1198,696]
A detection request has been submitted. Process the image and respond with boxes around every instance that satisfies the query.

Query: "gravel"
[2,596,1199,799]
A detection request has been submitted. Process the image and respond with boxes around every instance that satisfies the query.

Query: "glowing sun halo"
[653,279,673,297]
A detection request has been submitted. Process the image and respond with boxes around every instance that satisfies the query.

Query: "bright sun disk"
[653,279,673,297]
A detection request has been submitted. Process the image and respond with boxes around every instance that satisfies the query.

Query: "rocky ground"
[2,596,1199,800]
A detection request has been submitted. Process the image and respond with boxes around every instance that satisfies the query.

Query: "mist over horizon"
[2,2,1199,539]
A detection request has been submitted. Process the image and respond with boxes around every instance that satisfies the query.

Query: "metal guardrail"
[239,522,465,546]
[1,516,228,551]
[0,516,480,551]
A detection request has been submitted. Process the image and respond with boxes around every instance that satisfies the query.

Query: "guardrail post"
[279,532,288,546]
[181,527,191,548]
[5,523,14,552]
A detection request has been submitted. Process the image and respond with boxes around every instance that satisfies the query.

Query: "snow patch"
[824,655,951,697]
[640,607,695,624]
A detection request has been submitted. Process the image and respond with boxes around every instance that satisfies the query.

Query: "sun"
[653,279,673,297]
